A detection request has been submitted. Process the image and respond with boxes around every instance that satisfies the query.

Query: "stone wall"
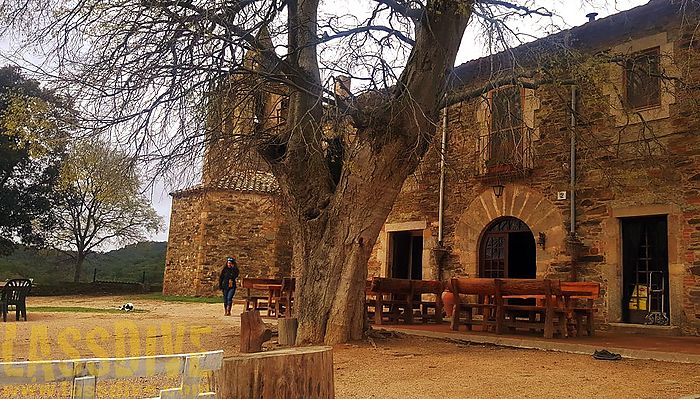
[370,18,700,334]
[164,189,292,296]
[163,191,206,296]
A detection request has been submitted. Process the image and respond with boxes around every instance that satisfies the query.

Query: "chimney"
[586,12,598,22]
[334,76,351,99]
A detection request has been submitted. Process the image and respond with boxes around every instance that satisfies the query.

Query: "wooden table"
[503,289,596,337]
[252,284,282,317]
[451,278,600,338]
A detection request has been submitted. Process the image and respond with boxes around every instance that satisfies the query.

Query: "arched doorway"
[479,217,536,278]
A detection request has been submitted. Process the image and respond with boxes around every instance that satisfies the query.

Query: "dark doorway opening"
[389,231,423,280]
[621,216,669,325]
[480,217,536,279]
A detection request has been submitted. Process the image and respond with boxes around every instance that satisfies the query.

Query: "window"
[276,97,289,122]
[625,48,661,110]
[488,86,523,168]
[476,84,536,175]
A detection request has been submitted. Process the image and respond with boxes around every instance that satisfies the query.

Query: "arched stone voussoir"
[454,184,566,275]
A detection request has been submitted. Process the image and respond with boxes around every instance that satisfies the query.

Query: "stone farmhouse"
[164,0,700,335]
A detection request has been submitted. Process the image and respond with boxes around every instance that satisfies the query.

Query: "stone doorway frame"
[454,185,566,279]
[601,204,683,327]
[378,221,436,281]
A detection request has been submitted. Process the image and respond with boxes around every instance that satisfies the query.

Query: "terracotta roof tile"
[171,171,279,197]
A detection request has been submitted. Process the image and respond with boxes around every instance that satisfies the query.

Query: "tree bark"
[240,310,273,353]
[254,0,472,345]
[278,317,299,346]
[74,253,85,283]
[213,346,334,399]
[288,1,472,345]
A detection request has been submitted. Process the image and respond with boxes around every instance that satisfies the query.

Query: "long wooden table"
[451,278,600,338]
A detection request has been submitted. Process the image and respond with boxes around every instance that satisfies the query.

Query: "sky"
[1,0,649,245]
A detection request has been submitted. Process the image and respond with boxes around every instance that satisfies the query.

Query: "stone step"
[606,322,681,336]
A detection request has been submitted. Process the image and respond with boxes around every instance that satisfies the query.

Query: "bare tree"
[1,0,559,343]
[51,140,163,282]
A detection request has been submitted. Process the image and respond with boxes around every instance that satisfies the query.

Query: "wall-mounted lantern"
[492,183,505,198]
[538,232,546,250]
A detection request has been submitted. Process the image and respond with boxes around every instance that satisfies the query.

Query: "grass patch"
[136,292,221,304]
[28,306,148,314]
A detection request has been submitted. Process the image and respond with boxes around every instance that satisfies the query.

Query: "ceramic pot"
[441,291,456,318]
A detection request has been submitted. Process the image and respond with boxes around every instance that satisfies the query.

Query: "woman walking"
[219,256,240,316]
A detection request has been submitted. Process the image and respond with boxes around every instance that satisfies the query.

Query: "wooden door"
[480,232,508,278]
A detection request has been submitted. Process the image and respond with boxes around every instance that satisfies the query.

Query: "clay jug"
[441,290,456,318]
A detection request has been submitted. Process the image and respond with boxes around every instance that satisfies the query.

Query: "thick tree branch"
[372,0,422,21]
[319,25,415,46]
[478,0,552,17]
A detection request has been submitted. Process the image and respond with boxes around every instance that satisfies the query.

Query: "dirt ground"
[0,295,698,399]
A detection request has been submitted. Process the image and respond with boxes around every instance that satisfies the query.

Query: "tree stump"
[213,346,334,399]
[240,310,272,353]
[278,317,298,346]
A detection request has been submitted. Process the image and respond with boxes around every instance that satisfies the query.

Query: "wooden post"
[494,279,505,335]
[375,294,384,325]
[543,281,554,339]
[277,317,298,346]
[213,346,334,399]
[239,311,272,353]
[450,279,460,331]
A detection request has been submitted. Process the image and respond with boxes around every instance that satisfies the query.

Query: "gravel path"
[0,295,697,398]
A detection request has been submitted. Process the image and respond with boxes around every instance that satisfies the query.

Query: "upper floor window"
[276,97,289,122]
[491,86,523,132]
[625,47,661,110]
[476,84,537,176]
[487,86,524,169]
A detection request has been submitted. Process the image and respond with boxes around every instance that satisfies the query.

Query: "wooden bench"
[241,278,282,315]
[561,281,600,337]
[413,280,444,324]
[497,278,568,339]
[271,277,295,318]
[366,277,444,325]
[450,278,499,332]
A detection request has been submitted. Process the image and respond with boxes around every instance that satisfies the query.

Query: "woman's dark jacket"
[219,265,240,290]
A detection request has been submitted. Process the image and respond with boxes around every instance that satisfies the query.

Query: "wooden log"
[213,346,334,399]
[239,310,272,353]
[278,317,298,346]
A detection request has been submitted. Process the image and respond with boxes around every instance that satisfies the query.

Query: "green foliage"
[51,139,164,281]
[0,66,71,254]
[92,241,167,283]
[0,241,166,284]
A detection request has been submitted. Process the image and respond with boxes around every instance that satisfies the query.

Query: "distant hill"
[0,241,167,284]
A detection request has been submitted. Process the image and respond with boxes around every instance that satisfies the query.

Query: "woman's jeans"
[223,287,236,307]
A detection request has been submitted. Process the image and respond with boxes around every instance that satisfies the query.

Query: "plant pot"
[441,291,456,318]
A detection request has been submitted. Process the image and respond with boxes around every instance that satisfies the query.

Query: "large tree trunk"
[294,142,411,344]
[74,253,85,282]
[261,0,472,345]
